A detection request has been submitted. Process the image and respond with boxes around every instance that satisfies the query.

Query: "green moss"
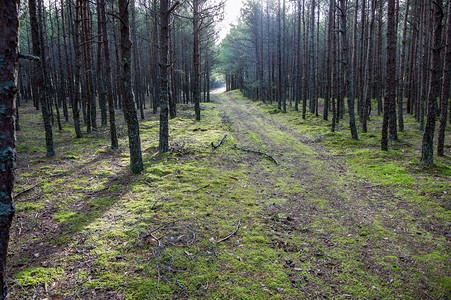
[414,252,447,262]
[14,267,64,286]
[347,149,414,186]
[15,201,44,212]
[10,92,450,299]
[126,280,172,300]
[16,144,44,153]
[54,211,86,226]
[95,149,108,155]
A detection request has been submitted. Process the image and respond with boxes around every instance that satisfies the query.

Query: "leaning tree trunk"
[0,2,19,298]
[119,0,143,173]
[421,0,444,164]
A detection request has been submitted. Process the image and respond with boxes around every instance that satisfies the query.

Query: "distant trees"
[220,0,450,164]
[15,0,221,162]
[0,1,20,298]
[29,0,55,157]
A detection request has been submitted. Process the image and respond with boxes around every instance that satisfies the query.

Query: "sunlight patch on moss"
[14,267,64,287]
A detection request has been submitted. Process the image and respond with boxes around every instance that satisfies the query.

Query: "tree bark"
[159,0,170,152]
[29,0,55,156]
[397,0,410,132]
[339,0,358,140]
[421,0,444,164]
[119,0,143,173]
[382,0,397,151]
[0,1,19,298]
[71,0,83,138]
[100,0,118,150]
[193,0,201,121]
[362,0,376,133]
[437,1,450,156]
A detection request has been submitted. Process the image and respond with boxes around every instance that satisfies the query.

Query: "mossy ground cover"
[7,92,450,299]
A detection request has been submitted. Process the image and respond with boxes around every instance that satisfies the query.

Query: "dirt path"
[213,92,450,299]
[8,92,449,299]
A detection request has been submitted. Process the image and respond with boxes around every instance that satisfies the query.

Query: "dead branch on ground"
[217,215,241,243]
[234,146,279,165]
[212,134,227,150]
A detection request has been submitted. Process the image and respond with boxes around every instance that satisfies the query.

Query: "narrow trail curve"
[213,92,449,299]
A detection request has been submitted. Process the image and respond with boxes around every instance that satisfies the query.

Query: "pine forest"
[0,0,450,299]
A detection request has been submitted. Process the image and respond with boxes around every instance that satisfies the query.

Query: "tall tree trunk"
[0,2,19,298]
[324,0,334,120]
[277,0,282,111]
[331,0,337,130]
[375,0,383,115]
[131,0,145,120]
[339,0,358,140]
[352,0,359,118]
[47,3,63,131]
[55,1,69,122]
[296,1,301,112]
[61,0,75,118]
[397,0,410,132]
[421,0,444,164]
[282,0,287,113]
[71,0,83,138]
[169,24,177,118]
[438,1,451,156]
[302,0,307,119]
[362,0,376,133]
[389,0,399,142]
[29,0,55,156]
[309,0,316,114]
[119,0,143,173]
[152,0,160,114]
[159,0,170,152]
[100,0,118,150]
[82,0,96,132]
[193,0,201,120]
[382,0,398,150]
[97,0,107,126]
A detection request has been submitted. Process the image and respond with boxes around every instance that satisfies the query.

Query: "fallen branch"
[150,232,163,247]
[193,184,210,192]
[217,216,241,243]
[144,181,154,188]
[235,146,279,165]
[14,180,45,198]
[14,170,74,198]
[212,134,227,150]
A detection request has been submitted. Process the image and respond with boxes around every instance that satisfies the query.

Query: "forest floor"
[7,90,450,299]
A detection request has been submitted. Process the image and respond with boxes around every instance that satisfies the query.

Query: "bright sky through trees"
[218,0,244,42]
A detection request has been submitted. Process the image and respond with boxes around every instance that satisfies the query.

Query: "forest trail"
[8,91,449,299]
[212,91,450,299]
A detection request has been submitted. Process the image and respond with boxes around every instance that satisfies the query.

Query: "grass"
[7,92,451,299]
